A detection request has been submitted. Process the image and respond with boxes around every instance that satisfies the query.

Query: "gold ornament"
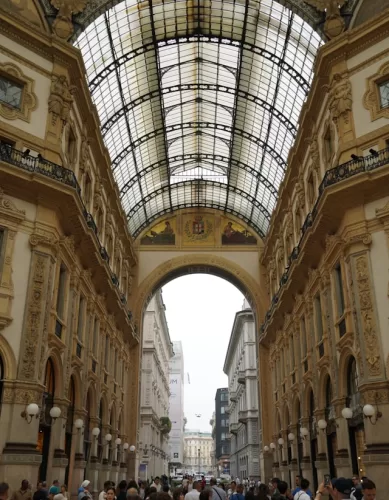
[51,0,88,40]
[304,0,346,38]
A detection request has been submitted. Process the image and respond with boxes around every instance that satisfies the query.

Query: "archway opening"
[140,271,256,479]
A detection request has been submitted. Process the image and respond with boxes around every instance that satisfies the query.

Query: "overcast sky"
[161,275,244,432]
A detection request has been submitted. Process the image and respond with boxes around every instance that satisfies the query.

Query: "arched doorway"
[38,358,56,481]
[64,376,76,485]
[308,390,318,491]
[346,357,365,476]
[324,376,337,478]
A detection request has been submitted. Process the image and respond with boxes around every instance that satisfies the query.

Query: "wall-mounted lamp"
[115,437,122,446]
[105,433,112,444]
[287,432,295,442]
[363,404,382,425]
[300,427,309,440]
[123,443,129,451]
[73,418,84,435]
[278,438,284,450]
[21,403,40,423]
[92,427,101,439]
[263,445,269,452]
[341,407,353,420]
[269,442,276,451]
[129,445,136,452]
[317,419,327,432]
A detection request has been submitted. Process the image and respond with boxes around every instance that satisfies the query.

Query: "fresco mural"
[221,218,257,245]
[140,218,176,245]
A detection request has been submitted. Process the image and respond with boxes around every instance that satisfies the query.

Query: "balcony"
[229,391,237,402]
[238,410,248,424]
[229,422,239,435]
[237,371,246,385]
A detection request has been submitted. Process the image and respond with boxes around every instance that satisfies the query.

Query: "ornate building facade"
[1,0,389,495]
[224,302,260,480]
[259,5,389,492]
[0,11,138,494]
[139,291,173,477]
[183,430,213,473]
[169,341,185,468]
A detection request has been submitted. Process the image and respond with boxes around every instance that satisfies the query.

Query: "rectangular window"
[77,295,85,340]
[290,333,295,369]
[56,263,67,320]
[104,334,109,369]
[300,316,307,358]
[315,294,324,341]
[334,263,345,316]
[379,80,389,109]
[0,74,23,109]
[220,406,225,414]
[114,349,117,379]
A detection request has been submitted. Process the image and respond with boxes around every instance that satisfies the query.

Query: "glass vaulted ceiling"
[75,0,322,238]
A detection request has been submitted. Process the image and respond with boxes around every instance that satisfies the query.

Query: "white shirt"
[98,492,106,500]
[151,484,161,492]
[294,491,310,500]
[185,491,200,500]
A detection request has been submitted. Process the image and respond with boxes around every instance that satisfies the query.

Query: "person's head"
[42,483,47,490]
[172,488,184,500]
[300,479,309,492]
[295,476,301,487]
[157,493,171,500]
[149,488,157,496]
[53,494,65,500]
[230,482,236,491]
[193,482,201,492]
[21,481,29,491]
[199,489,212,500]
[162,486,170,494]
[128,482,138,491]
[149,493,158,500]
[362,480,376,500]
[128,489,139,498]
[278,482,288,496]
[61,486,67,493]
[209,479,217,487]
[106,488,116,500]
[54,481,60,487]
[258,483,269,500]
[37,483,43,491]
[333,478,353,500]
[219,484,225,491]
[154,478,160,486]
[270,479,280,493]
[0,483,9,500]
[81,481,91,492]
[236,485,244,494]
[119,481,127,492]
[352,476,360,487]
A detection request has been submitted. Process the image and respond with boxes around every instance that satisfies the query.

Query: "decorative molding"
[303,0,345,39]
[327,73,353,129]
[0,62,37,122]
[363,61,389,121]
[48,74,76,128]
[354,254,382,378]
[51,0,88,40]
[0,188,26,224]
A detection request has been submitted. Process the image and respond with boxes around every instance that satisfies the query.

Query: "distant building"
[215,388,230,475]
[139,291,174,477]
[223,300,259,480]
[183,430,213,473]
[169,341,185,467]
[210,413,217,475]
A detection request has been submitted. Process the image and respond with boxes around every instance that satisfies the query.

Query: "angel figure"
[51,0,88,39]
[304,0,346,18]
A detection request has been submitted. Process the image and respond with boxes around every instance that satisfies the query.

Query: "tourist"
[11,481,32,500]
[315,478,353,500]
[231,485,244,500]
[278,482,289,500]
[258,484,270,500]
[0,484,9,500]
[293,479,310,500]
[117,481,128,500]
[361,480,375,500]
[227,482,236,499]
[151,480,161,493]
[270,479,281,500]
[106,488,116,500]
[99,482,115,500]
[351,477,362,500]
[172,489,184,500]
[185,482,201,500]
[49,482,60,499]
[210,479,227,500]
[199,490,212,500]
[78,481,92,500]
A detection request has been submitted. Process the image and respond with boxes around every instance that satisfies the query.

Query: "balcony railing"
[0,145,134,321]
[261,146,389,334]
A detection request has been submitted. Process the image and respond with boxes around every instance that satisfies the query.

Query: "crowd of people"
[0,474,376,500]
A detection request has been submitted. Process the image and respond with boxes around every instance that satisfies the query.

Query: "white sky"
[161,275,244,432]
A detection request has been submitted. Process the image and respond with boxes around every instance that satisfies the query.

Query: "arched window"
[39,359,56,481]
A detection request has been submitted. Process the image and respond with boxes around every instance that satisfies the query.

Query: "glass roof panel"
[75,0,322,238]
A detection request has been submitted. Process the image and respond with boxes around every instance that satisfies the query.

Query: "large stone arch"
[134,253,268,331]
[0,335,17,380]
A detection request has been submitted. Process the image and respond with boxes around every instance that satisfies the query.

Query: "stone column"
[0,233,58,487]
[71,410,87,500]
[332,401,351,478]
[49,399,70,484]
[314,410,329,477]
[279,430,289,482]
[299,418,313,486]
[87,417,101,496]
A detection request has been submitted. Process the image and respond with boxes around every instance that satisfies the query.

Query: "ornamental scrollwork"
[327,73,353,127]
[48,75,77,127]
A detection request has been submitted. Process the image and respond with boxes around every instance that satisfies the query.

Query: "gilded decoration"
[0,62,37,122]
[51,0,88,40]
[363,61,389,121]
[221,218,257,245]
[326,73,353,128]
[48,74,76,128]
[1,0,45,28]
[354,254,382,378]
[304,0,346,38]
[183,215,214,245]
[140,218,176,246]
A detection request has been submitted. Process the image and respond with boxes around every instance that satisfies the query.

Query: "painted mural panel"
[221,218,257,245]
[140,218,176,245]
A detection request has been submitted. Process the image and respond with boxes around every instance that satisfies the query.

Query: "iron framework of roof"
[75,0,323,238]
